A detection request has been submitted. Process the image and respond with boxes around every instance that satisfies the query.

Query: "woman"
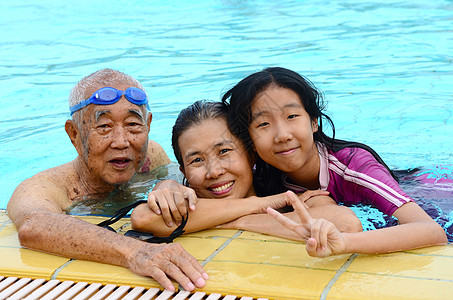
[131,100,361,238]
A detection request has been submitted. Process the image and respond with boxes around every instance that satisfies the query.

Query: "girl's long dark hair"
[221,67,397,196]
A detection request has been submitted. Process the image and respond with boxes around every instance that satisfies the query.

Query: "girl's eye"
[288,114,299,120]
[257,121,269,128]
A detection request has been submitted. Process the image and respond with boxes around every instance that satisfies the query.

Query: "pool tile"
[202,261,336,300]
[211,238,349,271]
[404,244,453,256]
[55,259,164,289]
[0,222,21,248]
[174,236,230,261]
[0,247,70,279]
[0,210,11,225]
[238,230,294,242]
[183,228,239,239]
[55,235,229,290]
[326,272,453,300]
[346,251,453,280]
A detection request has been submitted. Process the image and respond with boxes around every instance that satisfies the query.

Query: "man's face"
[75,82,151,185]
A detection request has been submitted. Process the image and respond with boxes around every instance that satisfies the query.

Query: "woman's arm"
[131,190,329,236]
[131,196,267,236]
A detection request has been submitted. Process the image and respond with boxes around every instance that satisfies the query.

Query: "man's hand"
[127,241,208,292]
[149,180,197,227]
[267,191,346,257]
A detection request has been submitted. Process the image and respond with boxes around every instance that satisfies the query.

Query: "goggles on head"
[70,87,150,116]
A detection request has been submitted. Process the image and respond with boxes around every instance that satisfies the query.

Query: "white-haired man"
[7,69,207,292]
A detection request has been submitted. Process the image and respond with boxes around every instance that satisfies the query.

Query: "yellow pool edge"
[1,211,453,300]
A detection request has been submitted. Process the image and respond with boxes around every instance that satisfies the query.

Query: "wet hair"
[172,100,229,167]
[221,67,397,195]
[69,68,146,127]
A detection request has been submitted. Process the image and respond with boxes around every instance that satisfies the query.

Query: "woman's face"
[178,118,255,199]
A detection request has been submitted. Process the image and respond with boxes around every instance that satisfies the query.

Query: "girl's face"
[249,85,319,175]
[179,118,255,199]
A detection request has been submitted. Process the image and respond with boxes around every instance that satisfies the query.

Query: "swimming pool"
[1,0,452,215]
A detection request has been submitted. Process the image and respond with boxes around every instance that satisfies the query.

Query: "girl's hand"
[296,189,330,208]
[149,180,198,227]
[267,191,346,257]
[263,189,329,213]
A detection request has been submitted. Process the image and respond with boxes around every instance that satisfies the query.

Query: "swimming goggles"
[70,87,150,116]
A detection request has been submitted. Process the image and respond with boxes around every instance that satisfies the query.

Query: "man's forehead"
[82,101,146,123]
[84,81,139,98]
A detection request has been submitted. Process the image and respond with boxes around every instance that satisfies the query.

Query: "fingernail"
[202,272,209,280]
[196,277,206,287]
[166,285,175,292]
[156,209,161,215]
[168,222,173,227]
[187,282,195,291]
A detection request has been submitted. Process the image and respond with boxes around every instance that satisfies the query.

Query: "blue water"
[1,0,452,212]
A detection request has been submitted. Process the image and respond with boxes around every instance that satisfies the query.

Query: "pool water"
[0,1,452,234]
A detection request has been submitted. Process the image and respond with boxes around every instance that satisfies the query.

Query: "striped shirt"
[283,144,413,216]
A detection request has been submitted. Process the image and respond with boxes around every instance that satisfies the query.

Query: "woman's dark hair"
[221,67,397,196]
[172,100,228,167]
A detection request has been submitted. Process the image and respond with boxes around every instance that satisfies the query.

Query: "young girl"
[221,67,447,255]
[131,100,362,237]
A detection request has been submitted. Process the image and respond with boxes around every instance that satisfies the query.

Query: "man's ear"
[147,112,153,132]
[65,120,83,157]
[65,120,78,148]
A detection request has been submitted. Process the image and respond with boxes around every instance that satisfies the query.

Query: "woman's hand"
[148,180,198,227]
[267,191,346,257]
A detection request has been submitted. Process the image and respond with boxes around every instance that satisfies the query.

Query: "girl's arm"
[268,192,447,257]
[218,200,362,238]
[343,201,447,254]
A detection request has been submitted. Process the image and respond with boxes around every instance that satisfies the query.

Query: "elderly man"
[7,69,207,292]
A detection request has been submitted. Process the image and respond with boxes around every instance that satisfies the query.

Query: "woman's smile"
[208,180,235,195]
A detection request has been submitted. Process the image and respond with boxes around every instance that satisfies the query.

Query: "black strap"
[97,200,147,228]
[97,200,188,244]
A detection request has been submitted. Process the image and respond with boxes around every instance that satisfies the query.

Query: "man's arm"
[7,177,207,292]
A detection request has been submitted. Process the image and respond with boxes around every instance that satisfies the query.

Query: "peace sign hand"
[267,191,346,257]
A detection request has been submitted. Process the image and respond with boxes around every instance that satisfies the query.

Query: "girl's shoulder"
[326,146,377,166]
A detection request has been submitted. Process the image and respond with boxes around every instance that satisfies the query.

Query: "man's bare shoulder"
[9,161,78,211]
[140,140,171,173]
[32,161,77,187]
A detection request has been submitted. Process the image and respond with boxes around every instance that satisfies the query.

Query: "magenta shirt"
[283,144,413,216]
